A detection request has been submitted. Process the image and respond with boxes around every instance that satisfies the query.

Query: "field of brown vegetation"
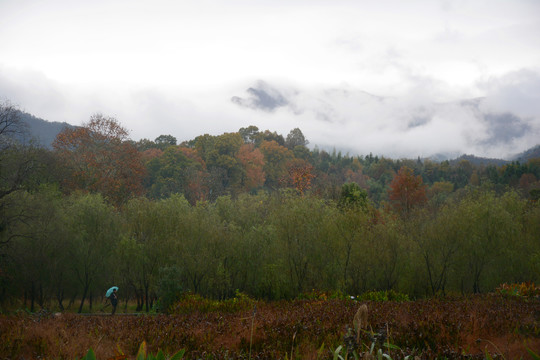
[0,295,539,360]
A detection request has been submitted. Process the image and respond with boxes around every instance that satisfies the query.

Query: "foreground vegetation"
[1,294,539,359]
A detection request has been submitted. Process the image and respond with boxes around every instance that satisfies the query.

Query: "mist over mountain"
[20,105,539,165]
[15,110,75,148]
[513,145,540,162]
[231,80,539,161]
[231,81,289,112]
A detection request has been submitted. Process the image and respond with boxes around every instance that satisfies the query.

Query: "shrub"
[297,289,348,300]
[157,266,184,314]
[168,290,257,314]
[355,290,410,302]
[496,282,540,298]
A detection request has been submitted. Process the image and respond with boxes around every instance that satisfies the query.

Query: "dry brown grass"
[353,303,368,344]
[0,295,538,359]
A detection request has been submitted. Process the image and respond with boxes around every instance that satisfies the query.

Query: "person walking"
[110,288,118,315]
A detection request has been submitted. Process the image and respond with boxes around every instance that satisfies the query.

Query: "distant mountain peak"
[512,144,540,162]
[15,110,75,148]
[231,80,288,112]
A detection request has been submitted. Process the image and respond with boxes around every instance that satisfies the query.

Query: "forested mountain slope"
[2,102,539,311]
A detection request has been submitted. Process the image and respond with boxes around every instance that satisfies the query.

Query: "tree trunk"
[55,272,65,311]
[30,282,35,312]
[78,282,89,313]
[38,283,44,308]
[123,291,129,311]
[134,286,144,312]
[68,292,77,310]
[56,288,65,311]
[145,283,150,312]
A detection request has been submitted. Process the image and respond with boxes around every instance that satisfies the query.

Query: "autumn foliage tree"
[388,166,427,216]
[53,114,146,206]
[283,160,315,195]
[237,144,266,191]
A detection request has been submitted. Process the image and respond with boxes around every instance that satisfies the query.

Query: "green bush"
[157,266,184,313]
[297,289,349,300]
[355,290,410,302]
[168,290,257,314]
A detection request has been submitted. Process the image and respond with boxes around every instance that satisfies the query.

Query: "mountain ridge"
[15,110,75,149]
[18,109,540,165]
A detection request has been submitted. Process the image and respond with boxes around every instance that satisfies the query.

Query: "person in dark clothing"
[110,288,118,315]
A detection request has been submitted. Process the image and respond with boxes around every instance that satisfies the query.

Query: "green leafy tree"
[204,133,244,192]
[122,196,187,311]
[259,140,294,188]
[412,208,463,295]
[154,134,177,149]
[254,130,285,147]
[214,193,282,298]
[285,128,309,149]
[292,145,311,161]
[174,200,225,295]
[370,217,409,291]
[3,187,60,309]
[1,102,57,281]
[193,134,215,162]
[452,188,521,293]
[333,201,372,293]
[238,125,259,144]
[270,193,335,295]
[62,193,119,313]
[450,160,474,188]
[427,181,454,207]
[133,138,158,152]
[338,182,369,210]
[146,146,203,199]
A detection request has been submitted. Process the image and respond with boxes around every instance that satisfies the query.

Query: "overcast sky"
[1,0,539,159]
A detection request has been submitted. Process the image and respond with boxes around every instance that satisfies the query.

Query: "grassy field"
[0,294,539,359]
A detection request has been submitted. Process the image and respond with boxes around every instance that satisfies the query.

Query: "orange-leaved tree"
[283,159,315,195]
[237,143,265,191]
[388,166,427,216]
[53,114,146,206]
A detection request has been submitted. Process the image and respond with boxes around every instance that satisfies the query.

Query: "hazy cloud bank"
[1,65,539,160]
[231,71,540,160]
[1,0,539,160]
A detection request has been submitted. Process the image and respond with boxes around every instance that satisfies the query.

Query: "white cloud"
[479,69,540,118]
[0,0,539,159]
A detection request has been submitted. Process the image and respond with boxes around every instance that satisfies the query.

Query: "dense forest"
[1,101,539,313]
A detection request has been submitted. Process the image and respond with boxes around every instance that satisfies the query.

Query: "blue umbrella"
[106,286,119,298]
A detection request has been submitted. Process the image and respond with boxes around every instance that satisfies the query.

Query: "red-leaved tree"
[283,159,315,195]
[388,166,427,216]
[53,114,146,206]
[237,143,266,191]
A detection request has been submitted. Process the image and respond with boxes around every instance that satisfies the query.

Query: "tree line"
[1,101,539,312]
